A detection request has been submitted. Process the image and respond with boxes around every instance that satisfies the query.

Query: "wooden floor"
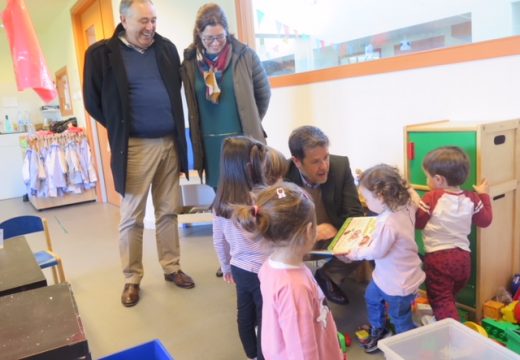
[0,197,382,360]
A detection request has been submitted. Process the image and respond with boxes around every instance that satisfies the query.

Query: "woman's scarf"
[196,42,232,104]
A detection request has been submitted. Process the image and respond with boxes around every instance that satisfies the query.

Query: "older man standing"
[83,0,194,307]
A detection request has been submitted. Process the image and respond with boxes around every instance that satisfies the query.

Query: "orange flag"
[2,0,57,103]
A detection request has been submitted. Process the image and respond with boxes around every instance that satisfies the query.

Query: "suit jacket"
[83,23,188,195]
[286,154,364,229]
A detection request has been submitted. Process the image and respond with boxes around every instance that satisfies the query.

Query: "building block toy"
[505,327,520,355]
[337,331,352,353]
[483,300,505,320]
[501,301,520,323]
[355,324,371,346]
[464,321,488,337]
[481,318,520,344]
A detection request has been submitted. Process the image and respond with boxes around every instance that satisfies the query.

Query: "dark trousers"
[321,257,362,285]
[424,248,471,321]
[231,265,264,360]
[313,238,363,285]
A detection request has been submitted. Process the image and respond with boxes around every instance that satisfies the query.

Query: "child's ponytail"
[233,202,271,237]
[233,182,316,248]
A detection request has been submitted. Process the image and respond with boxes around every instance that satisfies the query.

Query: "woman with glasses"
[181,3,271,193]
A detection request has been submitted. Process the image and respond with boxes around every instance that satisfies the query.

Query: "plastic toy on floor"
[481,317,519,344]
[464,321,488,336]
[337,331,351,359]
[354,324,371,346]
[501,300,520,323]
[412,294,436,326]
[483,300,505,320]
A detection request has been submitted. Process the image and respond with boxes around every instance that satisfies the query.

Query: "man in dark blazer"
[286,125,364,304]
[83,0,194,307]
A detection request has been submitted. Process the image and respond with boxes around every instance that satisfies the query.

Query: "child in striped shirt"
[212,136,268,360]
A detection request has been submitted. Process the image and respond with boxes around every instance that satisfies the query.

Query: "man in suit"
[286,125,364,304]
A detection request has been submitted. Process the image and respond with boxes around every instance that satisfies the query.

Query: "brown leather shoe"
[121,283,140,307]
[164,270,195,289]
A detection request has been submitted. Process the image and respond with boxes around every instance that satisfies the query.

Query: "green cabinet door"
[407,131,478,308]
[408,131,477,190]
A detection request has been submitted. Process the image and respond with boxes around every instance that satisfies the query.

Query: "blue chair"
[0,215,66,284]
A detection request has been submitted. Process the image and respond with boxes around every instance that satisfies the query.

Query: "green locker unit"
[404,119,520,320]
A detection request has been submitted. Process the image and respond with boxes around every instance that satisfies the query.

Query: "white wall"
[110,0,237,54]
[263,54,520,173]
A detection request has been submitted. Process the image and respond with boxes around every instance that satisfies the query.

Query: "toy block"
[483,300,505,320]
[481,318,520,344]
[501,301,519,323]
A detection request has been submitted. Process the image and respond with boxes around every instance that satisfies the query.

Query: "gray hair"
[120,0,153,16]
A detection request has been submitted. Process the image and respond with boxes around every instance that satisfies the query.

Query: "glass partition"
[252,0,520,77]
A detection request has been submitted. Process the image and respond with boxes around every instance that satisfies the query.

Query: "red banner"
[2,0,57,103]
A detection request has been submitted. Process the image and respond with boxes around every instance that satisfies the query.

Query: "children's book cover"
[310,216,377,255]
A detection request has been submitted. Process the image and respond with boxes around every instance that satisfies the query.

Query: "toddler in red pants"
[415,146,493,320]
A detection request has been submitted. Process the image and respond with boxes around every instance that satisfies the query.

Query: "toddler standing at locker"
[416,146,492,320]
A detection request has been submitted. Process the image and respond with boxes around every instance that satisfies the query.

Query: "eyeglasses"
[201,34,227,44]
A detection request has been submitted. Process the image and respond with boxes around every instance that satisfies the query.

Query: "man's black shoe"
[314,270,349,305]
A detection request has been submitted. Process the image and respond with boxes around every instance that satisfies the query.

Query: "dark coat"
[83,23,188,195]
[286,154,364,228]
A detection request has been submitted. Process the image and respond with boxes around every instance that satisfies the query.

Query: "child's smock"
[259,258,343,360]
[349,205,425,296]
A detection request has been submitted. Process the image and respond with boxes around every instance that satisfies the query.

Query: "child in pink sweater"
[234,182,343,360]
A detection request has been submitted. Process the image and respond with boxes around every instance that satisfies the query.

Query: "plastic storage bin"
[378,318,520,360]
[99,339,174,360]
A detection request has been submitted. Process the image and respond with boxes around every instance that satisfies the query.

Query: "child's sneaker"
[363,327,391,353]
[355,324,371,346]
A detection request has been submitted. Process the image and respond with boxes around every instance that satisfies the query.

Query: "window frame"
[234,0,520,88]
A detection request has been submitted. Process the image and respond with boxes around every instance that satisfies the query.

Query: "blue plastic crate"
[99,339,174,360]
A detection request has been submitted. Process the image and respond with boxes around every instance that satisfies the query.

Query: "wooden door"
[71,0,120,206]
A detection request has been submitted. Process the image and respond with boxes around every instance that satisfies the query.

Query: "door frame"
[70,0,115,204]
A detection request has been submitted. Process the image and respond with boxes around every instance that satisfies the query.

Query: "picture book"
[310,216,377,255]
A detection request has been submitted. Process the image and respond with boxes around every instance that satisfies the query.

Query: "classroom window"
[251,0,520,77]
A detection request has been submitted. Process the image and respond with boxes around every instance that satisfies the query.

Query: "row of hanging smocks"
[22,129,97,197]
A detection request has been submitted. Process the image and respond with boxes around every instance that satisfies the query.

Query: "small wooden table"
[0,235,47,297]
[0,283,91,359]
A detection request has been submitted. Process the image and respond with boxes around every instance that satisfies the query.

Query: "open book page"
[309,216,377,256]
